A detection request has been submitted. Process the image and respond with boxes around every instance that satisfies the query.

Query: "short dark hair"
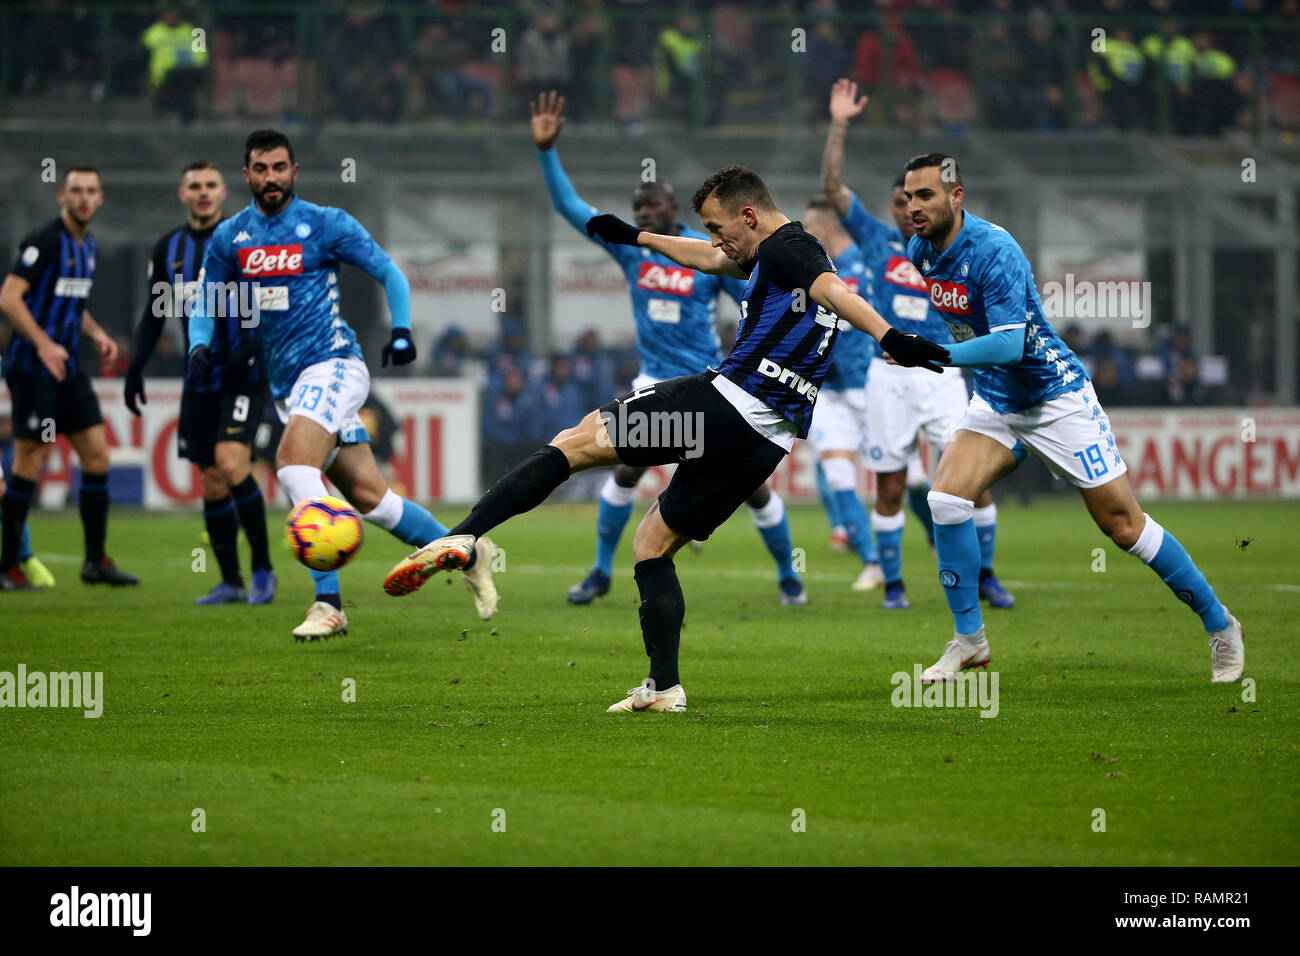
[804,197,837,216]
[904,152,962,189]
[691,165,776,214]
[634,180,677,202]
[892,173,906,190]
[182,160,220,178]
[63,164,100,184]
[244,129,295,168]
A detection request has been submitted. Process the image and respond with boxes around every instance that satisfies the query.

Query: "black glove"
[881,328,951,374]
[585,214,642,246]
[381,327,417,367]
[188,344,214,381]
[124,364,147,416]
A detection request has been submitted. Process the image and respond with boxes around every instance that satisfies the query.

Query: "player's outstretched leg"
[608,506,689,713]
[277,461,349,640]
[974,496,1015,608]
[386,408,620,598]
[814,458,849,553]
[568,467,643,605]
[0,474,42,590]
[1083,476,1243,682]
[746,485,806,605]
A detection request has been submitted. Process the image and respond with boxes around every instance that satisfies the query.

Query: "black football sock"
[450,445,571,539]
[231,476,272,571]
[204,495,244,587]
[635,556,684,690]
[1,476,36,571]
[317,592,342,610]
[79,471,109,564]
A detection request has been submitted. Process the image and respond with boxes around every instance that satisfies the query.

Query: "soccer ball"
[285,495,364,572]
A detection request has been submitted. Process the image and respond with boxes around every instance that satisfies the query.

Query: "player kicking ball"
[900,153,1243,684]
[529,91,807,608]
[188,129,497,640]
[384,165,948,711]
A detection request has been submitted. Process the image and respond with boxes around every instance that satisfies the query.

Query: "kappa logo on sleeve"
[238,244,304,277]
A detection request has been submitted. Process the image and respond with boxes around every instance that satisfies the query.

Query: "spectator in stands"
[1088,25,1148,131]
[709,2,760,124]
[1017,8,1067,130]
[909,0,967,74]
[430,326,471,378]
[1084,330,1136,391]
[853,0,923,131]
[568,0,613,120]
[411,13,492,120]
[322,3,404,122]
[983,18,1023,129]
[481,362,533,480]
[141,5,209,123]
[519,3,573,103]
[488,316,534,382]
[1157,325,1205,405]
[1140,14,1196,134]
[654,12,707,114]
[569,329,615,410]
[15,0,102,99]
[609,0,656,131]
[1190,31,1240,134]
[527,355,586,444]
[803,2,852,109]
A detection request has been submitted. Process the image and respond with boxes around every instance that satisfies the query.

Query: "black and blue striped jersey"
[5,217,95,378]
[715,222,838,438]
[145,222,258,393]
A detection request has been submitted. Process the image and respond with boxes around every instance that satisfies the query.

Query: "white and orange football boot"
[607,679,688,713]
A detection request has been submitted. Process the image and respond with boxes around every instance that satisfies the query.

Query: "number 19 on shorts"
[1073,443,1109,481]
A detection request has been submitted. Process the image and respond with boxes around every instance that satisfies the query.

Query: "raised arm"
[822,78,867,219]
[530,91,600,231]
[585,214,748,278]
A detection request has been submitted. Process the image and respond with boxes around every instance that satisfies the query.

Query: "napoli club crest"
[939,570,959,588]
[295,222,311,238]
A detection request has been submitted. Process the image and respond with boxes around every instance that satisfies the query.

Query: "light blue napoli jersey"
[539,149,745,379]
[841,192,951,344]
[191,197,386,399]
[908,211,1087,413]
[821,241,879,391]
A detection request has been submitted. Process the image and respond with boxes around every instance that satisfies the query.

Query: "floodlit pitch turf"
[1,498,1295,866]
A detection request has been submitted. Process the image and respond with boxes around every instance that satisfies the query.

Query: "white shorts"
[809,387,867,455]
[864,359,968,472]
[275,356,371,445]
[956,382,1128,489]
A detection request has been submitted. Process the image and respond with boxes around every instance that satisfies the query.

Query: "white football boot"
[851,562,885,591]
[921,627,991,683]
[293,601,348,641]
[462,535,499,620]
[607,679,688,713]
[384,533,477,596]
[1209,612,1245,683]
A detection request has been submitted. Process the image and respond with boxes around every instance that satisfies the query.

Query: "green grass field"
[1,497,1296,866]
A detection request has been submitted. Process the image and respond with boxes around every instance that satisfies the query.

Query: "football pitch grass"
[1,497,1296,866]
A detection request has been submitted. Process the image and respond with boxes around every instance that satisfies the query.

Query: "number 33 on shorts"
[291,383,324,412]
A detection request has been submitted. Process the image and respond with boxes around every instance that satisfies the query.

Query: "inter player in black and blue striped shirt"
[125,161,275,606]
[0,165,138,589]
[383,165,948,712]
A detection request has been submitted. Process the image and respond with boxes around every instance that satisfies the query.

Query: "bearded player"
[901,152,1242,683]
[188,129,497,639]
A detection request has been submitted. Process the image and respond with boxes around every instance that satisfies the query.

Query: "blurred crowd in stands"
[8,0,1300,133]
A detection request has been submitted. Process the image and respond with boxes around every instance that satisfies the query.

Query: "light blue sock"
[311,567,340,597]
[17,522,33,561]
[594,497,634,577]
[833,488,877,564]
[392,498,450,548]
[908,483,935,545]
[1140,523,1229,633]
[935,518,983,635]
[974,504,997,572]
[873,511,905,585]
[815,460,842,530]
[752,494,797,582]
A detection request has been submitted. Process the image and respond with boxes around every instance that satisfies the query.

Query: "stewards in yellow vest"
[1142,25,1197,133]
[1089,28,1148,130]
[1190,31,1239,135]
[141,9,209,124]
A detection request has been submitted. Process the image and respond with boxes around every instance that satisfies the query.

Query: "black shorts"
[597,372,788,541]
[5,371,103,439]
[178,383,268,467]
